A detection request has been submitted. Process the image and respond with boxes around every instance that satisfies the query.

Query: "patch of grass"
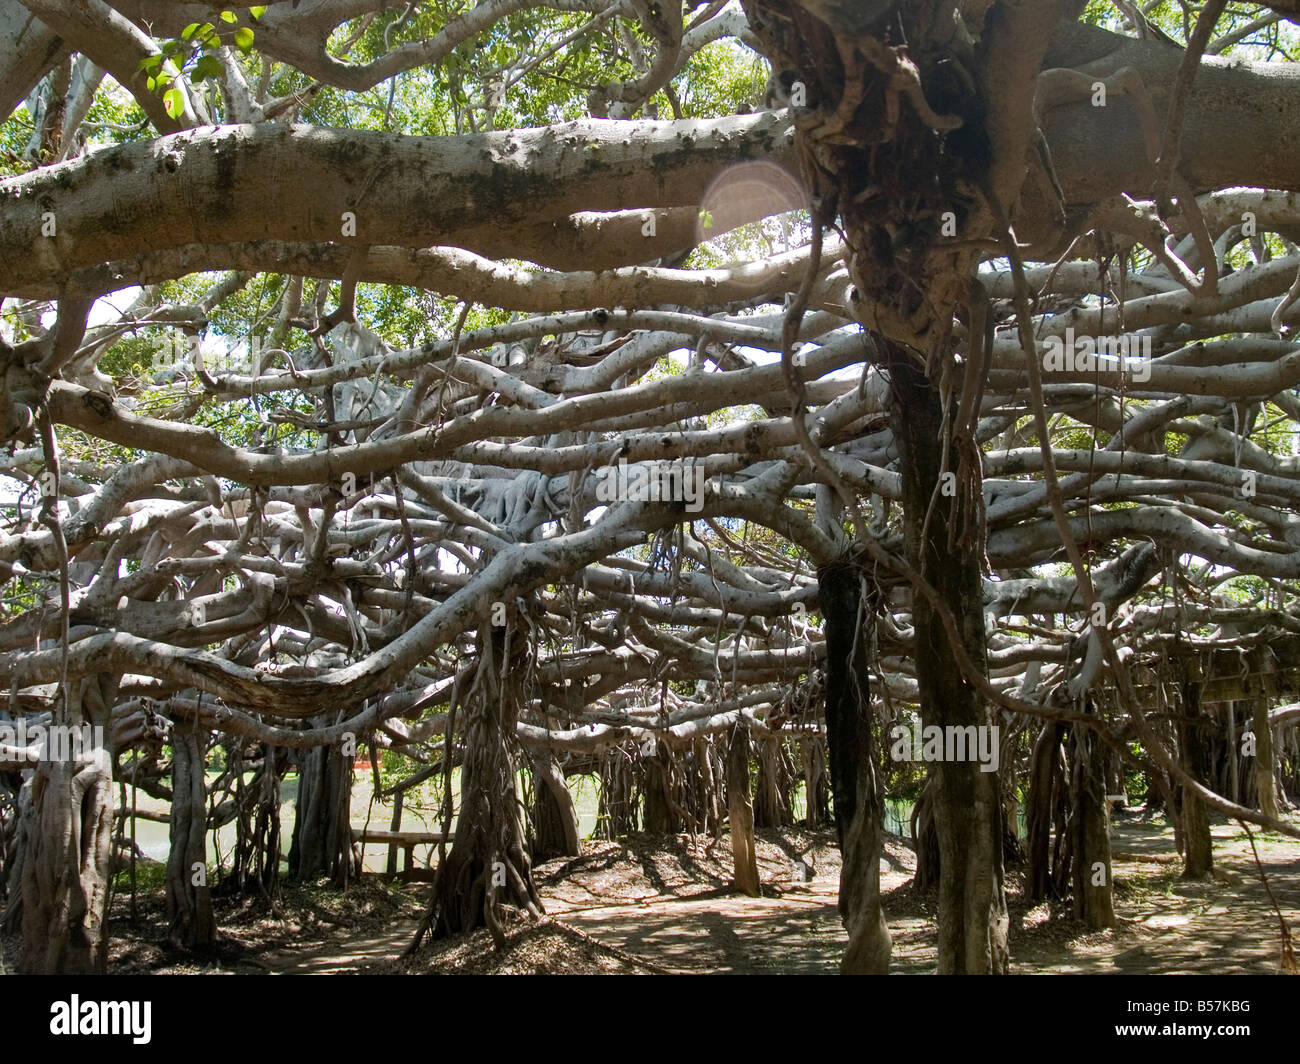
[113,860,168,892]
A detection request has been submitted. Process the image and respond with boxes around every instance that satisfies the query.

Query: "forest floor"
[3,809,1296,974]
[522,812,1300,974]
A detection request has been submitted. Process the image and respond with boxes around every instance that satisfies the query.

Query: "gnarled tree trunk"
[427,618,542,941]
[15,675,118,974]
[1251,699,1281,822]
[529,751,581,861]
[17,752,114,974]
[726,720,761,897]
[226,743,283,900]
[753,736,794,828]
[289,721,358,887]
[642,744,686,835]
[910,780,941,895]
[1026,721,1067,902]
[165,724,216,951]
[0,767,19,907]
[801,735,830,828]
[889,351,1009,974]
[1068,711,1115,929]
[1178,671,1214,878]
[596,750,637,840]
[820,557,891,974]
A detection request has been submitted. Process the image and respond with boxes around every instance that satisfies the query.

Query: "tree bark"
[0,114,794,293]
[1068,715,1116,929]
[288,724,357,886]
[529,751,581,861]
[726,720,761,897]
[227,744,282,900]
[15,676,117,974]
[1026,721,1067,902]
[1227,703,1241,805]
[1252,699,1280,822]
[429,621,542,939]
[753,735,794,828]
[1178,673,1214,878]
[686,738,723,836]
[888,349,1009,974]
[0,767,18,907]
[910,780,941,895]
[165,724,216,951]
[641,746,684,835]
[819,557,891,974]
[801,736,830,828]
[596,751,636,840]
[16,754,114,973]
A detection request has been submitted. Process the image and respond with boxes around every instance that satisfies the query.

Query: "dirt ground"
[3,810,1296,974]
[526,814,1300,975]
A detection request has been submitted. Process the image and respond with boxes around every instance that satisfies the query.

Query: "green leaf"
[193,55,224,82]
[219,9,237,22]
[182,22,201,40]
[234,26,255,51]
[163,87,184,119]
[249,5,266,17]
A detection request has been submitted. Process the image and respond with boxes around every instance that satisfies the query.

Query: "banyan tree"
[1,0,1298,975]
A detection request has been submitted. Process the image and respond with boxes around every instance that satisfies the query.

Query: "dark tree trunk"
[1106,746,1127,809]
[1068,713,1116,929]
[888,349,1008,974]
[1026,721,1067,902]
[737,0,1021,973]
[289,724,358,886]
[801,736,830,828]
[1178,672,1214,878]
[226,744,283,900]
[910,780,941,894]
[596,751,636,840]
[0,769,20,907]
[386,790,403,877]
[999,727,1026,868]
[15,676,117,974]
[528,751,581,862]
[17,754,114,973]
[641,745,685,835]
[820,557,891,974]
[753,736,794,828]
[1226,703,1241,805]
[1251,699,1280,821]
[165,725,216,951]
[428,620,542,941]
[726,721,761,896]
[685,738,723,836]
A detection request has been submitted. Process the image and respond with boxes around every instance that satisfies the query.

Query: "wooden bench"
[351,829,453,882]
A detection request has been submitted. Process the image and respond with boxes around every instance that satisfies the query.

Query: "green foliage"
[112,859,170,892]
[375,749,443,818]
[136,9,259,104]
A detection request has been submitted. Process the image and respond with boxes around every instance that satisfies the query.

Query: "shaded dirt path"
[245,818,1297,975]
